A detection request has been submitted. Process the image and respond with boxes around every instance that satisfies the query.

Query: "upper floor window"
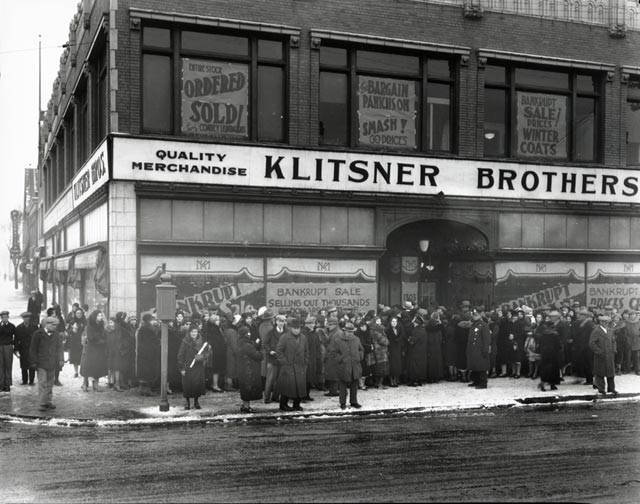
[319,45,454,153]
[483,63,602,162]
[142,26,286,143]
[627,75,640,166]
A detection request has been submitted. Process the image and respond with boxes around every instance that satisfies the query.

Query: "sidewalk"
[2,358,639,426]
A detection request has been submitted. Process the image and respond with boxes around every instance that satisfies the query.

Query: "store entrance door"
[379,219,494,309]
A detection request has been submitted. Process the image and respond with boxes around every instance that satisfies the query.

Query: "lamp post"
[155,273,176,412]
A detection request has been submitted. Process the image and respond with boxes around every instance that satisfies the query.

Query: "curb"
[1,393,638,428]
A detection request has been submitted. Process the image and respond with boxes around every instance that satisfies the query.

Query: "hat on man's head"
[326,305,337,313]
[548,310,561,318]
[343,322,356,333]
[44,316,59,326]
[0,310,9,316]
[275,314,286,322]
[20,311,31,319]
[460,300,471,307]
[326,316,339,326]
[262,309,275,320]
[288,318,301,329]
[403,301,413,310]
[598,314,612,323]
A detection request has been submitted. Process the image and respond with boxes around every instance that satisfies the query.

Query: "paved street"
[1,402,639,503]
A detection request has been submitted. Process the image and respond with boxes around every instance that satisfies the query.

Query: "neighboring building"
[38,0,640,318]
[20,167,41,295]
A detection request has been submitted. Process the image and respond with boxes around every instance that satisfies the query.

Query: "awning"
[54,256,71,271]
[75,249,101,269]
[39,258,52,272]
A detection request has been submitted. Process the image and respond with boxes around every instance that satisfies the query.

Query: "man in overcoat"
[589,314,617,395]
[275,318,308,411]
[14,312,37,385]
[466,309,492,389]
[329,321,364,409]
[27,290,43,327]
[29,316,64,411]
[573,308,595,385]
[0,310,16,392]
[323,316,341,397]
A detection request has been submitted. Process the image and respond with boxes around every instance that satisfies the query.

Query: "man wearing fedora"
[589,314,617,395]
[0,310,16,392]
[14,311,37,385]
[29,316,64,411]
[329,321,364,409]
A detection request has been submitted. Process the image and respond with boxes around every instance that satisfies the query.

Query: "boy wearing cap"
[0,310,16,392]
[29,316,64,411]
[329,322,364,409]
[14,312,37,385]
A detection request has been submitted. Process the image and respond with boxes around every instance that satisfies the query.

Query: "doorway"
[379,219,494,309]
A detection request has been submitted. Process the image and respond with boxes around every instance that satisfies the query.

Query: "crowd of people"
[1,288,639,413]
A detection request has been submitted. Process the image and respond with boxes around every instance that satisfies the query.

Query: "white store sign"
[111,137,640,203]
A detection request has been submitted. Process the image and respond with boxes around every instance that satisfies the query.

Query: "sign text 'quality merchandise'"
[112,138,640,203]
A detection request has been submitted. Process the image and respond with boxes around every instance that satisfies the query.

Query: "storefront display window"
[626,75,640,166]
[142,26,286,142]
[319,46,453,153]
[483,64,601,162]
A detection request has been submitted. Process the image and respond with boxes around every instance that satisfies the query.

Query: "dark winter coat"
[237,332,263,402]
[275,331,308,398]
[116,320,136,379]
[329,331,364,383]
[538,324,561,385]
[0,321,16,346]
[466,319,491,372]
[264,327,284,365]
[407,324,428,382]
[443,321,458,367]
[625,320,640,352]
[425,319,444,382]
[202,321,226,374]
[14,322,37,369]
[106,326,119,371]
[370,323,389,377]
[137,322,160,385]
[323,326,342,382]
[454,321,470,370]
[27,293,43,324]
[302,326,322,385]
[589,325,616,377]
[386,324,405,377]
[355,327,374,376]
[505,319,526,364]
[29,328,63,371]
[81,311,107,379]
[224,325,239,380]
[168,322,188,390]
[177,335,211,398]
[67,318,86,365]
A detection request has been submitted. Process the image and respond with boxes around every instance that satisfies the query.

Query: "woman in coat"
[66,308,86,378]
[105,317,119,389]
[443,315,458,381]
[455,316,472,382]
[355,320,374,389]
[385,316,405,387]
[275,319,308,412]
[370,318,389,388]
[137,313,161,395]
[202,313,226,392]
[538,322,562,391]
[115,312,135,390]
[406,310,429,386]
[177,325,211,410]
[80,309,108,391]
[424,311,444,383]
[168,311,188,393]
[224,315,241,390]
[236,325,263,413]
[589,315,617,394]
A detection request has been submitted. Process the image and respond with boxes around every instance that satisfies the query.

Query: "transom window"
[626,75,640,166]
[319,46,455,153]
[142,26,286,143]
[483,63,602,162]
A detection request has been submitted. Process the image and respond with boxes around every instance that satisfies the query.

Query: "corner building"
[38,0,640,317]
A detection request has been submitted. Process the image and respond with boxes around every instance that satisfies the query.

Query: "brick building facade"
[36,0,640,318]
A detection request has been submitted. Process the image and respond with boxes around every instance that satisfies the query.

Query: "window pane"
[320,47,347,67]
[515,68,569,90]
[627,100,640,165]
[181,31,248,56]
[575,97,595,161]
[577,74,597,94]
[485,65,506,85]
[427,83,450,151]
[258,39,283,60]
[427,59,450,80]
[356,50,419,75]
[143,27,170,48]
[143,54,171,133]
[181,58,249,139]
[515,91,568,159]
[484,88,506,157]
[319,71,348,145]
[629,75,640,100]
[258,66,284,142]
[357,75,418,150]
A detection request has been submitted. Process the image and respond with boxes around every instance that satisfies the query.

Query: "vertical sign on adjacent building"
[72,140,109,208]
[357,76,417,149]
[516,92,567,159]
[181,58,249,139]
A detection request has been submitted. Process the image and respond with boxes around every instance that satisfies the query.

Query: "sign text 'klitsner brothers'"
[112,137,640,204]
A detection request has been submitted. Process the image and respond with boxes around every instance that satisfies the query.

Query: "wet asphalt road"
[1,402,639,503]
